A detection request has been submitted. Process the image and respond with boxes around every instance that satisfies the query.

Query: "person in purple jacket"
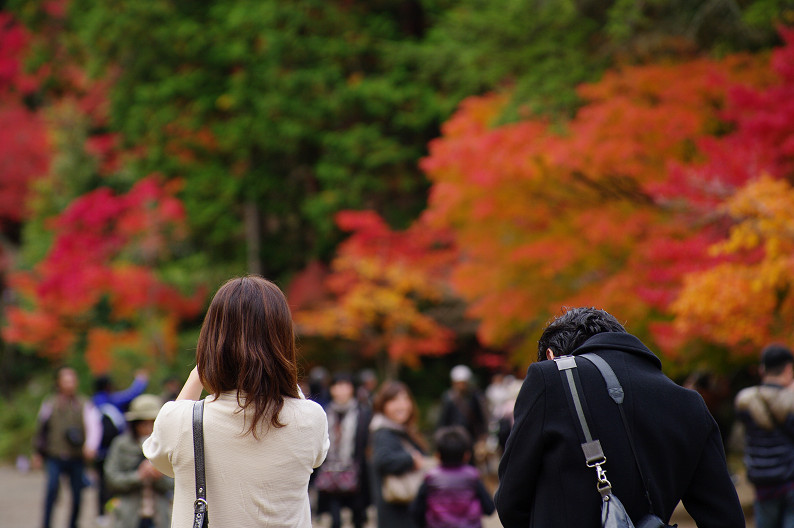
[410,426,495,528]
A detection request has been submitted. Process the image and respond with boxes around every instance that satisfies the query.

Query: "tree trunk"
[244,200,262,276]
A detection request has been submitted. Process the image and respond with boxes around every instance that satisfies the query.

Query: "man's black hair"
[94,374,112,393]
[330,371,355,387]
[761,343,794,376]
[434,426,471,468]
[537,307,627,362]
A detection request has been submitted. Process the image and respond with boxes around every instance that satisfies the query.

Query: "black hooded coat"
[495,332,745,528]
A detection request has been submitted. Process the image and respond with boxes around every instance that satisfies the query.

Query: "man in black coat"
[495,307,745,528]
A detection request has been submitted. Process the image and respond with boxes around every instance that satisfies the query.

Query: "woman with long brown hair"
[143,276,329,527]
[369,380,428,528]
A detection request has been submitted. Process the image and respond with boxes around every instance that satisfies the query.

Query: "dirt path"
[0,463,99,528]
[0,463,753,528]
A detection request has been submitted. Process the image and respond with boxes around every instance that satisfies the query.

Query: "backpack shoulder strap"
[578,353,656,516]
[554,356,612,497]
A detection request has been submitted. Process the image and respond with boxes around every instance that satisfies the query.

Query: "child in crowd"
[410,426,495,528]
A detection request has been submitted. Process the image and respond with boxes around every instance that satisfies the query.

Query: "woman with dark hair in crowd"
[369,380,428,528]
[143,276,329,528]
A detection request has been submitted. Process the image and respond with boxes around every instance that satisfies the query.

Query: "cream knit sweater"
[143,391,329,528]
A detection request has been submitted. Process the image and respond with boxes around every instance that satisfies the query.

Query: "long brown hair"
[196,276,299,435]
[372,380,426,450]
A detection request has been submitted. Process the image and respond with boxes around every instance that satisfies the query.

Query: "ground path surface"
[0,464,753,527]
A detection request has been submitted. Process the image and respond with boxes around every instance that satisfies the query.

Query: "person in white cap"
[105,394,173,528]
[437,365,488,459]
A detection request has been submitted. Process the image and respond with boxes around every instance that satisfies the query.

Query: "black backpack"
[98,403,125,451]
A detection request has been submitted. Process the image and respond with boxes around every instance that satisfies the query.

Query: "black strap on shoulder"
[193,399,208,528]
[756,387,794,444]
[554,356,612,498]
[555,357,595,443]
[578,353,655,516]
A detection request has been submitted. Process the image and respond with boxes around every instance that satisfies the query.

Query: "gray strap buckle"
[583,439,611,496]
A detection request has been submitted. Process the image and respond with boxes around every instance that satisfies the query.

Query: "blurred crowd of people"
[27,276,794,528]
[33,337,794,528]
[32,362,521,528]
[33,368,176,528]
[303,364,521,528]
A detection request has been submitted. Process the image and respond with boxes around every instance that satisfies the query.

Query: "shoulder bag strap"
[578,353,655,516]
[756,387,794,443]
[554,356,613,498]
[193,399,208,528]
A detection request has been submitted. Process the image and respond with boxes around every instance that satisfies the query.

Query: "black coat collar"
[571,332,663,370]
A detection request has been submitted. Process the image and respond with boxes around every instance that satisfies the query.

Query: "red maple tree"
[0,14,49,231]
[292,210,457,373]
[3,177,204,371]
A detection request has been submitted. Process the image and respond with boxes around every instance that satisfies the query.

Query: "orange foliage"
[293,211,457,368]
[85,328,140,373]
[419,46,777,361]
[672,176,794,350]
[414,30,794,366]
[294,30,794,369]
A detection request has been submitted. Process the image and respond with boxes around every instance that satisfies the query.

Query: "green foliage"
[603,0,785,55]
[0,374,48,460]
[17,106,103,269]
[413,0,603,118]
[415,0,791,122]
[743,0,794,29]
[56,0,448,277]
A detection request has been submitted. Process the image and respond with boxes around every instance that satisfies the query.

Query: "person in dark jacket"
[735,343,794,528]
[370,380,428,528]
[495,307,745,528]
[437,365,488,449]
[410,426,494,528]
[315,373,373,528]
[105,394,173,528]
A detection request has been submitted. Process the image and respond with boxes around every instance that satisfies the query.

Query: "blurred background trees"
[1,0,793,458]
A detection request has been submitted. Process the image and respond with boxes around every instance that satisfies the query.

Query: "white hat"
[125,394,163,421]
[450,364,472,383]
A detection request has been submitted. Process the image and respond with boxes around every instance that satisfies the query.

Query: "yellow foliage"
[673,176,794,347]
[293,248,454,366]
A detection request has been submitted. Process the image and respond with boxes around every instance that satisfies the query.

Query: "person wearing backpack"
[494,307,745,528]
[93,370,149,525]
[735,344,794,528]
